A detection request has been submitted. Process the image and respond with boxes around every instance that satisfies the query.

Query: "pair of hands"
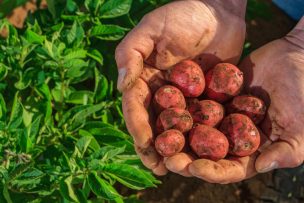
[115,0,304,183]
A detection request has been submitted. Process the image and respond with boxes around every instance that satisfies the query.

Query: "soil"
[140,2,302,203]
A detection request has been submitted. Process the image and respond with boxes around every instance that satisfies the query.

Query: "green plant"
[0,0,170,202]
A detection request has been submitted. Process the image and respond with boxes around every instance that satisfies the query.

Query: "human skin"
[118,0,247,175]
[169,17,304,183]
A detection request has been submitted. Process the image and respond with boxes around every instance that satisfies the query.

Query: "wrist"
[285,17,304,49]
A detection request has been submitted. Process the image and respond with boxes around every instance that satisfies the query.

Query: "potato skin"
[156,108,193,134]
[153,85,186,114]
[226,95,266,124]
[189,124,229,161]
[205,63,243,103]
[219,113,260,157]
[188,100,224,127]
[155,129,185,157]
[167,60,205,97]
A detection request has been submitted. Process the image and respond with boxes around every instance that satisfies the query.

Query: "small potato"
[167,60,205,97]
[220,113,260,157]
[156,108,193,134]
[155,129,185,157]
[205,63,243,102]
[153,85,186,114]
[188,100,224,127]
[226,95,266,124]
[189,124,229,161]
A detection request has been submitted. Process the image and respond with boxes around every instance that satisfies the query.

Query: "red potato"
[219,113,260,157]
[226,95,266,124]
[188,100,224,127]
[155,129,185,157]
[156,108,193,134]
[189,124,229,161]
[153,85,186,114]
[205,63,243,103]
[167,60,205,97]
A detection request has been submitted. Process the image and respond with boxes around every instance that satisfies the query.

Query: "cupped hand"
[116,0,246,92]
[178,17,304,184]
[118,0,247,175]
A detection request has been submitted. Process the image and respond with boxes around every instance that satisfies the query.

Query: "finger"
[188,155,257,184]
[140,64,166,93]
[164,153,194,177]
[135,145,163,171]
[122,79,152,148]
[255,140,304,173]
[152,161,168,176]
[115,23,155,92]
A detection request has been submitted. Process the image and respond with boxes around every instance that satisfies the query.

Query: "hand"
[181,17,304,183]
[116,0,246,92]
[117,0,247,175]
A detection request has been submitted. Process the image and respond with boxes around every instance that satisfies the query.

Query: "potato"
[167,60,205,97]
[205,63,243,102]
[156,108,193,134]
[188,100,224,127]
[219,113,260,156]
[226,95,266,124]
[155,129,185,157]
[189,124,229,161]
[153,85,186,114]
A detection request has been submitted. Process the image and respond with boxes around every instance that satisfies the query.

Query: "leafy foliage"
[0,0,169,202]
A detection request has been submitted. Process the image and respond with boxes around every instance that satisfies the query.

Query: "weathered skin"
[116,0,246,92]
[226,95,266,124]
[220,114,260,157]
[188,100,224,127]
[167,60,205,97]
[156,108,193,134]
[153,85,186,114]
[155,129,185,157]
[189,125,229,161]
[205,63,244,103]
[119,0,247,176]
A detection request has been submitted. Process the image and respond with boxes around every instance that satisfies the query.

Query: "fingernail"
[258,161,278,173]
[117,68,127,90]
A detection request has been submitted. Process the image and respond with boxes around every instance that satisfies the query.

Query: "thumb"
[255,141,304,173]
[115,27,155,92]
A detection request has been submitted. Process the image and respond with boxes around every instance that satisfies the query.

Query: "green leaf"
[87,171,120,200]
[64,49,87,61]
[94,68,108,102]
[90,24,129,41]
[0,63,8,81]
[87,49,103,65]
[20,129,33,152]
[79,129,101,152]
[59,176,80,203]
[75,136,92,158]
[102,163,157,190]
[24,29,45,44]
[66,20,85,46]
[8,92,23,130]
[66,0,78,13]
[66,91,94,105]
[85,0,104,14]
[27,115,42,143]
[89,145,125,160]
[46,0,57,19]
[0,93,7,121]
[65,59,89,79]
[15,67,36,90]
[99,0,132,18]
[3,185,12,203]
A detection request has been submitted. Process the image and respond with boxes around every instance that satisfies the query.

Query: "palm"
[240,38,304,170]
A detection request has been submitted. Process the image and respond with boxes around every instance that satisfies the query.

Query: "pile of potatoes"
[153,60,266,161]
